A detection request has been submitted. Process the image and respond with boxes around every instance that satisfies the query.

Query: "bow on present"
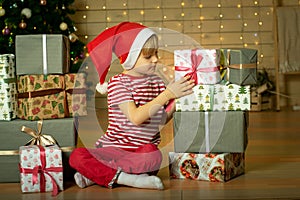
[21,120,57,146]
[19,145,62,196]
[175,49,219,85]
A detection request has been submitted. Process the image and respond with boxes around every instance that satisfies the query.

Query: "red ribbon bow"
[175,49,219,84]
[19,145,62,196]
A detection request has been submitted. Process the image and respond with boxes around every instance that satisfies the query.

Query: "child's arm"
[119,76,194,125]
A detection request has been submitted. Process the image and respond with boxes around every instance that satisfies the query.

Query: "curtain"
[277,7,300,73]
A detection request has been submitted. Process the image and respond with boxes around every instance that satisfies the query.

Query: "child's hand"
[166,76,195,99]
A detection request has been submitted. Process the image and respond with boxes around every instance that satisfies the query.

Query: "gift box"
[19,145,63,196]
[17,73,87,120]
[0,118,77,182]
[0,54,15,78]
[65,73,87,117]
[0,54,17,121]
[173,111,248,153]
[0,82,17,120]
[15,34,69,75]
[169,152,245,182]
[176,81,251,111]
[174,49,221,85]
[220,48,257,85]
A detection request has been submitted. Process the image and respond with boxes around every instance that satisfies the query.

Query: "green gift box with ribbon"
[176,81,251,111]
[220,48,257,86]
[173,111,248,153]
[0,118,77,182]
[15,34,70,75]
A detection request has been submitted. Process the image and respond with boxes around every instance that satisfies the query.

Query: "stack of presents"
[0,34,87,195]
[169,48,257,182]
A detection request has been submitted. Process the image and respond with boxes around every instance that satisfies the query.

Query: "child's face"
[131,50,158,76]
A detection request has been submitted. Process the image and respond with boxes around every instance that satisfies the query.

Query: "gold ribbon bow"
[21,120,58,146]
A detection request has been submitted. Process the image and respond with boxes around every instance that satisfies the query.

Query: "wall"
[71,0,300,109]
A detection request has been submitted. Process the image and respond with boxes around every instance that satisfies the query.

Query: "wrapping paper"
[220,48,257,85]
[0,54,17,120]
[176,81,251,111]
[19,145,63,196]
[17,73,87,120]
[174,49,221,85]
[173,111,248,153]
[15,34,70,75]
[169,152,245,182]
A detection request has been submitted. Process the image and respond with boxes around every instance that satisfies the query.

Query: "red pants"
[69,144,162,188]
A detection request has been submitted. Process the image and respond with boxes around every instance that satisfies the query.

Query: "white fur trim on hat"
[96,82,108,94]
[122,28,156,70]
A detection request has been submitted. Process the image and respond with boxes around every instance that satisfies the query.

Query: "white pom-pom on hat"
[96,82,108,94]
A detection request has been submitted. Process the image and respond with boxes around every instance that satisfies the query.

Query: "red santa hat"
[87,22,156,94]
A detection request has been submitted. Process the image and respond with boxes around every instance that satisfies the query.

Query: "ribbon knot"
[21,120,57,146]
[175,49,219,84]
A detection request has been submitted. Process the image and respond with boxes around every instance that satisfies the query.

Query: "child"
[69,22,195,190]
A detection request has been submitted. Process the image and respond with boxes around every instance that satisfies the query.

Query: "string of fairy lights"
[78,0,300,76]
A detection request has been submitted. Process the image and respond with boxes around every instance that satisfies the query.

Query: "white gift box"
[19,145,63,195]
[176,82,251,111]
[174,49,221,85]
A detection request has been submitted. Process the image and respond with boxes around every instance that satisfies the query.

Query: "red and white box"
[169,152,245,182]
[19,145,63,196]
[174,49,221,85]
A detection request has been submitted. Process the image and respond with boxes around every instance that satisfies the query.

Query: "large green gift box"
[173,111,248,153]
[169,152,245,182]
[17,73,87,120]
[0,54,17,121]
[15,34,70,75]
[220,48,257,85]
[0,118,78,182]
[176,82,251,111]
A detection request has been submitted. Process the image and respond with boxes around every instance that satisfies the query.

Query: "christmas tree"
[0,0,85,72]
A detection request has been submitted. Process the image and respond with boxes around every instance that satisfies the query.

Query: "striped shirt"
[95,73,167,150]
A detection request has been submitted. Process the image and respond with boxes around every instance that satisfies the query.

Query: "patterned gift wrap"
[176,81,250,111]
[220,48,257,85]
[65,73,87,117]
[19,145,63,196]
[0,82,17,120]
[0,54,15,78]
[0,54,17,121]
[169,152,245,182]
[174,49,221,85]
[17,74,87,120]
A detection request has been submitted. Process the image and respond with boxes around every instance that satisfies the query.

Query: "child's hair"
[141,35,158,57]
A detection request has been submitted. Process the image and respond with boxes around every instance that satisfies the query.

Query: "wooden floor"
[1,108,300,200]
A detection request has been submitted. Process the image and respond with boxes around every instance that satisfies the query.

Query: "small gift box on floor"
[0,118,77,183]
[19,145,63,196]
[174,49,221,85]
[169,152,245,182]
[220,48,257,86]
